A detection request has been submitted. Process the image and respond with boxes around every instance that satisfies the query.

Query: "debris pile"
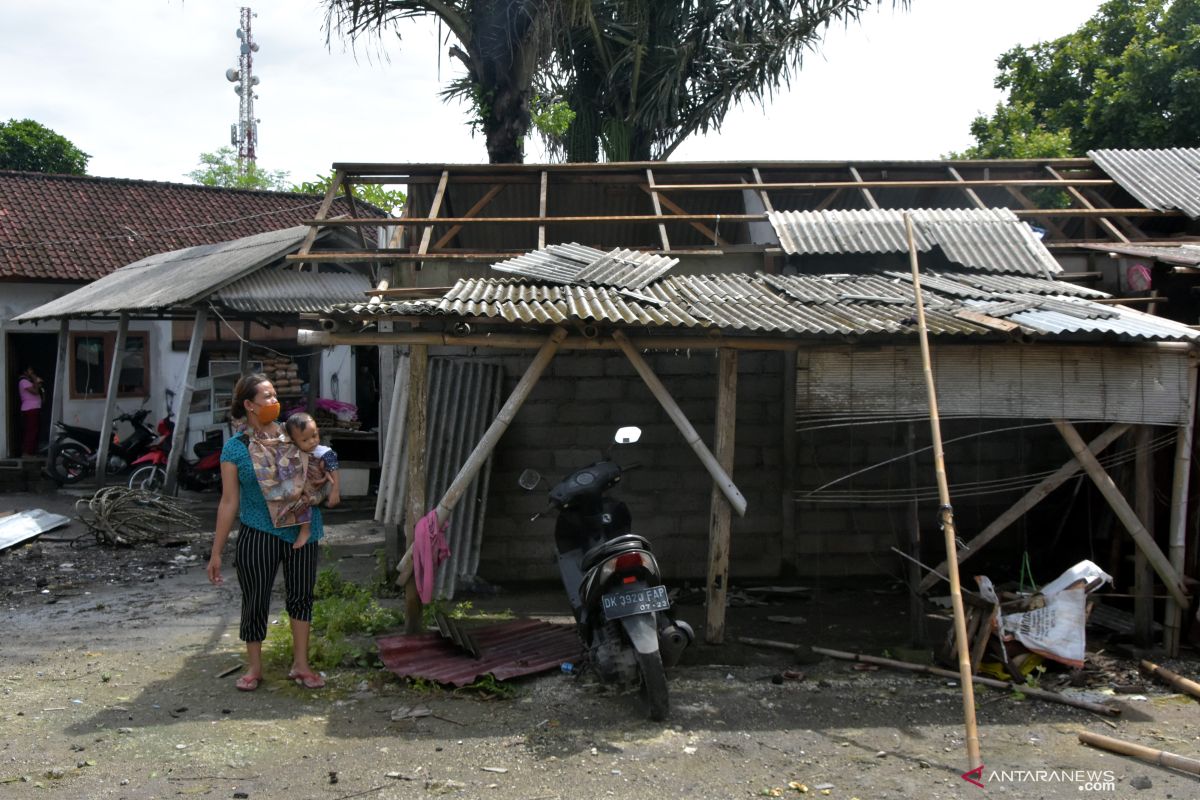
[75,487,202,547]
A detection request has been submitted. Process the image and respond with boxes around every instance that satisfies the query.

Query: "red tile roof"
[0,170,369,281]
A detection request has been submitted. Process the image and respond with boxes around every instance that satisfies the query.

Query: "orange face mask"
[255,400,280,425]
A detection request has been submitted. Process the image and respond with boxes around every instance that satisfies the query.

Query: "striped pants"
[234,524,319,642]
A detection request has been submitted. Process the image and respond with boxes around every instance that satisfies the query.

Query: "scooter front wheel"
[636,649,669,721]
[128,465,167,493]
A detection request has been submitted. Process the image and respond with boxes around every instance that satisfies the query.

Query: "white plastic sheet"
[0,509,71,551]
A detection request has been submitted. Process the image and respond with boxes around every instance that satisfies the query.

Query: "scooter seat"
[582,533,652,571]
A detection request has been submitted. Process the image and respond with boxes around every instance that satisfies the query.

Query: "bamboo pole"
[94,313,129,486]
[1078,731,1200,774]
[395,327,568,585]
[299,328,801,352]
[705,348,738,644]
[49,319,69,434]
[917,423,1130,593]
[402,345,428,634]
[612,330,747,516]
[736,637,1120,717]
[1141,659,1200,701]
[1053,418,1189,609]
[164,308,207,496]
[904,213,980,770]
[1165,357,1198,656]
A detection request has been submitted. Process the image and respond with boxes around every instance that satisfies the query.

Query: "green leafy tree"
[292,173,407,216]
[950,102,1074,160]
[187,147,292,191]
[546,1,903,163]
[0,119,89,175]
[962,0,1200,157]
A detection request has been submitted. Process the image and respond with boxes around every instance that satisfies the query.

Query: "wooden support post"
[904,213,980,771]
[402,344,429,634]
[849,166,880,210]
[164,308,207,496]
[307,350,320,413]
[1134,426,1155,646]
[751,168,776,213]
[538,171,548,250]
[238,321,250,375]
[395,328,569,585]
[1166,357,1198,655]
[296,169,343,270]
[905,422,926,645]
[705,348,738,644]
[49,319,69,433]
[612,330,746,516]
[94,313,129,486]
[433,184,504,250]
[1053,418,1189,609]
[918,422,1131,593]
[645,169,671,252]
[781,349,797,572]
[417,170,451,263]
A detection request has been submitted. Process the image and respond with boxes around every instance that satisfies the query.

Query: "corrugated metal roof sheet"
[767,208,1061,277]
[491,242,678,289]
[1090,148,1200,219]
[15,226,324,320]
[329,270,1197,343]
[376,619,583,687]
[214,269,372,314]
[1077,242,1200,267]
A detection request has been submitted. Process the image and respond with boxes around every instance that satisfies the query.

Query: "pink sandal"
[235,674,261,692]
[288,669,325,689]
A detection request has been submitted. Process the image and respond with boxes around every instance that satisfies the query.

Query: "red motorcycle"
[127,413,222,493]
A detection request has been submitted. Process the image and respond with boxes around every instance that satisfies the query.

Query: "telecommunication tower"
[225,7,260,175]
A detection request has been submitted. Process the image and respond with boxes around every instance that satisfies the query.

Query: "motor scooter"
[520,426,693,721]
[127,411,222,493]
[47,408,157,484]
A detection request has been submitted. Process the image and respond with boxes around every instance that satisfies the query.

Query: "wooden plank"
[1003,184,1073,239]
[433,184,505,250]
[848,166,880,210]
[1165,358,1198,655]
[1045,166,1129,243]
[751,168,775,213]
[538,171,548,250]
[296,168,343,270]
[341,178,371,249]
[306,351,320,414]
[919,423,1131,593]
[648,178,1117,191]
[705,348,738,644]
[1134,426,1155,646]
[402,344,428,634]
[300,329,802,351]
[1053,418,1189,609]
[946,166,987,209]
[814,188,843,211]
[645,168,671,252]
[905,422,926,645]
[418,169,451,258]
[164,308,207,495]
[613,330,746,516]
[311,213,766,226]
[94,313,129,486]
[638,186,729,245]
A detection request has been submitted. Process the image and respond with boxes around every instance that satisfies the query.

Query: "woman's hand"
[326,490,341,508]
[207,552,223,585]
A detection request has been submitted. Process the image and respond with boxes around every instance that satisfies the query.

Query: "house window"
[69,332,151,399]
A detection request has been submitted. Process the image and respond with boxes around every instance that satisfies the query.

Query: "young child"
[282,412,341,549]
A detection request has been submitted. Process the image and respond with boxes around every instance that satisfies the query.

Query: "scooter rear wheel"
[636,650,669,721]
[48,442,90,484]
[128,465,167,493]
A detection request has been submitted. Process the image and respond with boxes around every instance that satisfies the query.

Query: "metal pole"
[50,318,69,432]
[94,313,129,486]
[904,213,981,770]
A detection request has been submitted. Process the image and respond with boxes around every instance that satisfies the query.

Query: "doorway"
[7,332,58,457]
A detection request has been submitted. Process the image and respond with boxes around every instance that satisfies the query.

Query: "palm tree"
[547,1,904,162]
[324,0,568,164]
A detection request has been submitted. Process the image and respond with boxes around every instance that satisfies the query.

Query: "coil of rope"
[76,486,203,547]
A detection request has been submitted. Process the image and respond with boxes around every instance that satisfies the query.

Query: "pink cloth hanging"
[413,509,451,603]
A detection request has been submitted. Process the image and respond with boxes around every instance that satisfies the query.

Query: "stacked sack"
[263,355,303,396]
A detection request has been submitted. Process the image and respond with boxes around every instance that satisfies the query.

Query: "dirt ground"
[3,487,1200,800]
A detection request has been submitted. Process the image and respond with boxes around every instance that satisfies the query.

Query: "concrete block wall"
[476,348,786,584]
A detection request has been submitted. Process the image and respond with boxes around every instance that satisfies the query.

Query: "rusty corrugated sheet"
[376,619,584,687]
[1090,148,1200,219]
[767,208,1060,276]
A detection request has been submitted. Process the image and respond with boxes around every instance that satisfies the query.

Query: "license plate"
[601,584,670,620]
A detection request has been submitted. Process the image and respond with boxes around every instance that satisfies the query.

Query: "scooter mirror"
[517,469,541,491]
[614,426,642,445]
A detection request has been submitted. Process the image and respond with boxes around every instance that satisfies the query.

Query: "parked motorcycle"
[519,426,693,721]
[127,412,222,493]
[47,408,157,485]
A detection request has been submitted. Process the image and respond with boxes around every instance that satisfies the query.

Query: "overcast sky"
[1,0,1106,185]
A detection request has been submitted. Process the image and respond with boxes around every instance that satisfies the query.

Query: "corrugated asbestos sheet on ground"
[214,269,372,314]
[328,270,1198,343]
[491,242,678,289]
[376,619,583,687]
[766,208,1060,276]
[795,344,1194,425]
[1090,148,1200,219]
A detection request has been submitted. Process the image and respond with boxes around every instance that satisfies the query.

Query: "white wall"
[319,344,356,405]
[2,282,185,456]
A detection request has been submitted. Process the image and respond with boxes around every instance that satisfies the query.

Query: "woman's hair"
[230,373,270,421]
[285,411,315,436]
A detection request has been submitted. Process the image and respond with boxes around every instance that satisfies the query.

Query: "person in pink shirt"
[18,366,44,457]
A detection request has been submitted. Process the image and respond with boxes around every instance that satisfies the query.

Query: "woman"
[206,373,326,690]
[18,366,44,457]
